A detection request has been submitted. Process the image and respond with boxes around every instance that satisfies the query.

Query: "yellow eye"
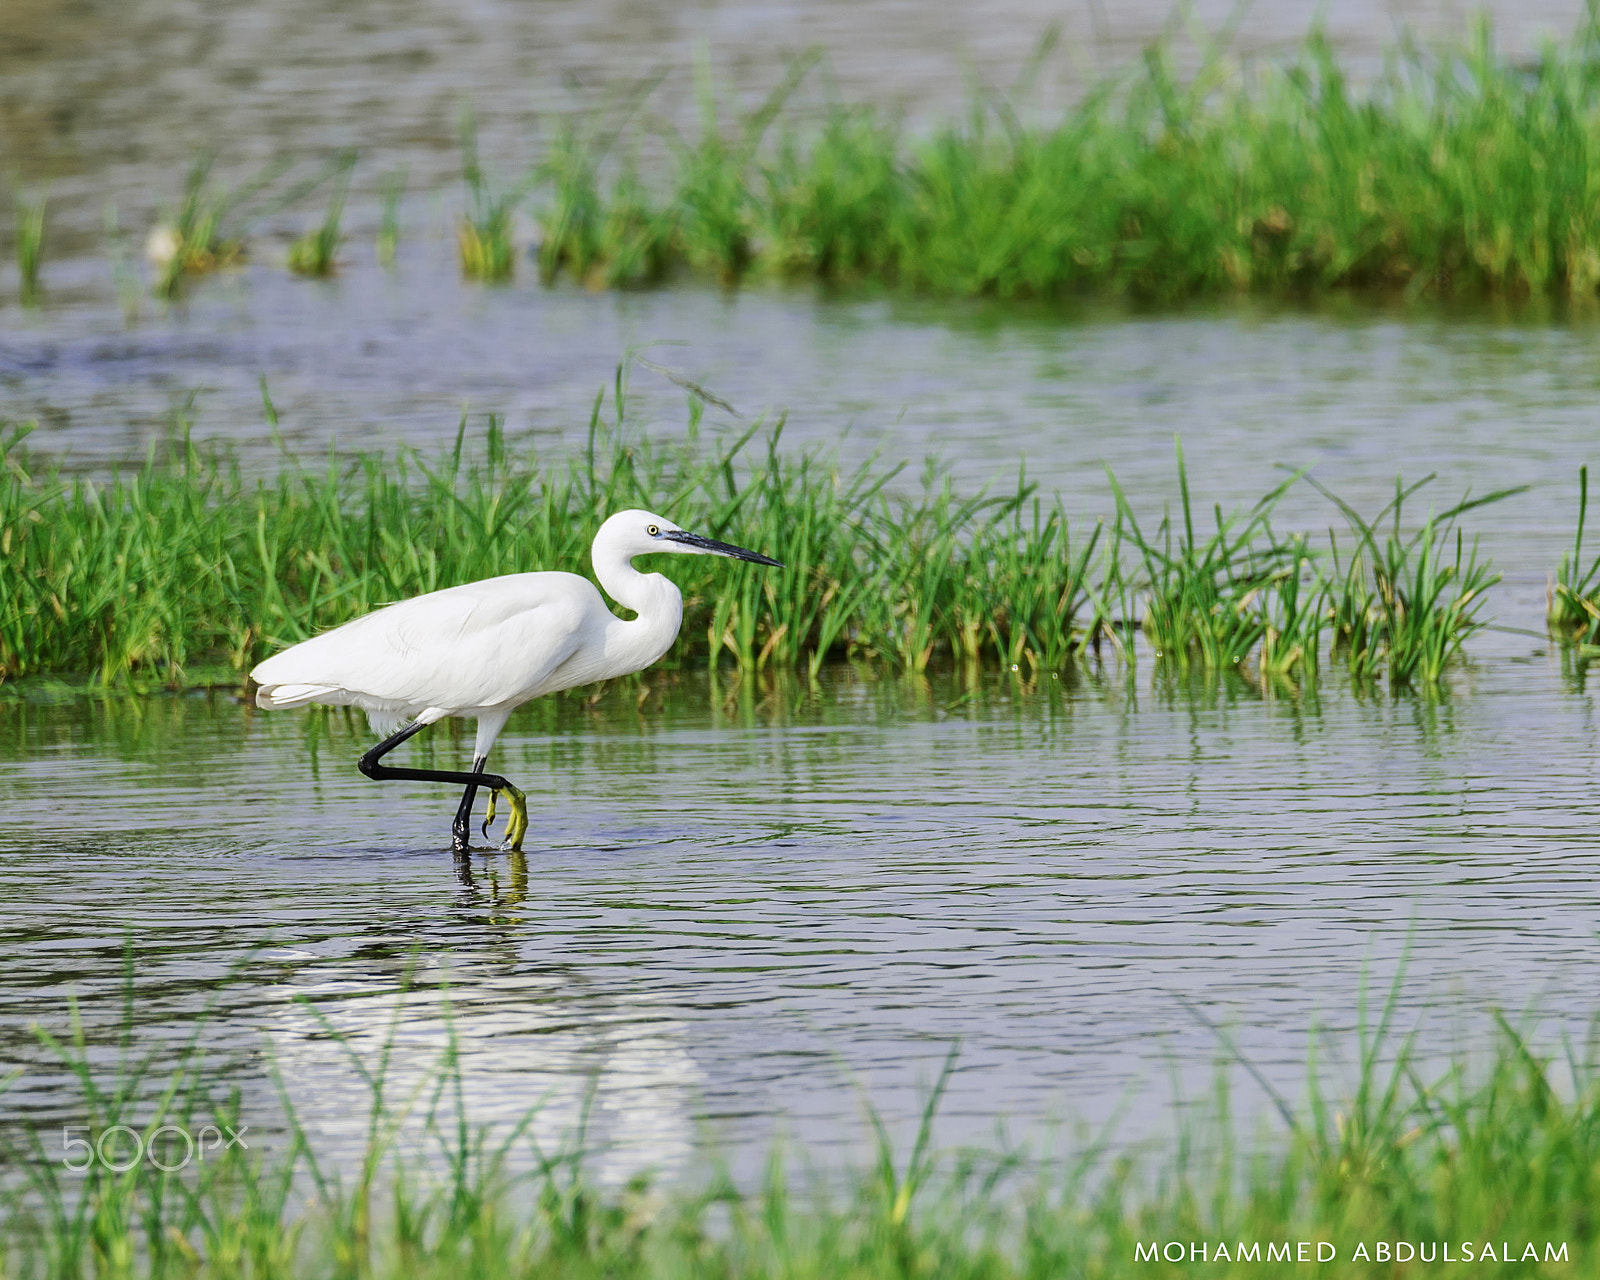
[647,524,660,536]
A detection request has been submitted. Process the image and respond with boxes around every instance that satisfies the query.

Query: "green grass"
[376,169,406,267]
[0,382,1536,691]
[529,18,1600,302]
[1095,447,1523,689]
[535,119,671,289]
[13,188,45,305]
[1104,445,1314,675]
[149,155,256,298]
[287,152,356,277]
[4,959,1598,1277]
[93,17,1600,305]
[0,392,1102,689]
[1312,474,1526,688]
[458,110,531,282]
[26,18,1600,308]
[1550,465,1600,657]
[111,17,1600,304]
[151,153,355,297]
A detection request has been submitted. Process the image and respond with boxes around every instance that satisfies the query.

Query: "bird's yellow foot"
[482,783,528,851]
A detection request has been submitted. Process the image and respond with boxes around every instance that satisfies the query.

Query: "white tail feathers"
[252,676,449,740]
[254,683,339,709]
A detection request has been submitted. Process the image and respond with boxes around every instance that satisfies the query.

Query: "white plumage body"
[254,534,681,751]
[254,570,672,734]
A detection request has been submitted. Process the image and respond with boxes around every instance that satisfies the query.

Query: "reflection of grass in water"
[12,188,45,305]
[0,380,1530,691]
[535,18,1600,303]
[287,152,356,278]
[1550,466,1600,658]
[5,960,1598,1275]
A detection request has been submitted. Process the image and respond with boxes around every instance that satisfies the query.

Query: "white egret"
[250,509,781,852]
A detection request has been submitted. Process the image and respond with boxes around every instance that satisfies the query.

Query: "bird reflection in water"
[452,848,531,925]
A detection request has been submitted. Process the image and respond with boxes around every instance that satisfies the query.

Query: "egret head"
[598,509,783,567]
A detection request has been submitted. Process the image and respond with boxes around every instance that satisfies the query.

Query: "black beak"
[661,529,784,567]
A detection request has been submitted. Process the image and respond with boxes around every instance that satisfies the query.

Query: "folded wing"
[251,572,595,713]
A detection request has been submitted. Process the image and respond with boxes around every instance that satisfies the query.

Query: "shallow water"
[3,662,1599,1178]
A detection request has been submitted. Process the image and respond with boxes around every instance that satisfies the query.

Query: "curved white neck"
[594,548,684,667]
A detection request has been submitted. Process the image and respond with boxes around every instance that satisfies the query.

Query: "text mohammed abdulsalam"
[1134,1239,1568,1264]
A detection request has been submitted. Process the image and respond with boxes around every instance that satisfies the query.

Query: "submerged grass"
[4,961,1598,1277]
[531,17,1600,302]
[0,387,1539,691]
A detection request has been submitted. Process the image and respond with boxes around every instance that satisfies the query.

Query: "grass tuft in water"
[103,204,144,324]
[287,151,356,277]
[457,109,530,282]
[1550,465,1600,657]
[148,154,257,298]
[12,187,46,305]
[536,119,673,288]
[1315,475,1526,688]
[150,152,350,296]
[376,167,406,267]
[1106,442,1319,675]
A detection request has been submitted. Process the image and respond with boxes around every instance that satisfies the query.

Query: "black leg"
[452,755,488,850]
[359,723,515,854]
